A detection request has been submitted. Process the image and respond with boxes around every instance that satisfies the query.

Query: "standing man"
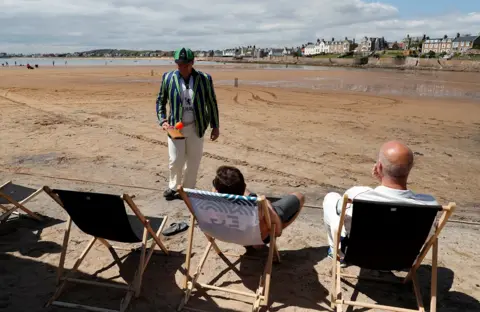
[156,47,220,200]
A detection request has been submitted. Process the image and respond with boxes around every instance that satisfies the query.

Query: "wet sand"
[0,65,479,311]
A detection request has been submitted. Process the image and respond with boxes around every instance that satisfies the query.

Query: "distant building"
[241,46,256,57]
[422,37,453,54]
[316,40,330,54]
[254,48,267,58]
[452,35,480,53]
[387,42,404,50]
[222,49,236,57]
[402,35,423,50]
[282,48,293,55]
[330,38,354,54]
[303,44,316,56]
[359,37,386,52]
[268,48,283,57]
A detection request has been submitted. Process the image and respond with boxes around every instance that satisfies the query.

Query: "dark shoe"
[163,188,177,200]
[162,222,189,236]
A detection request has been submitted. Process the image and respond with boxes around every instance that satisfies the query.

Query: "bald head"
[378,141,414,181]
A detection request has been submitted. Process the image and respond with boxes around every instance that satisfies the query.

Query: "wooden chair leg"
[331,231,339,308]
[47,237,97,306]
[123,195,169,255]
[178,241,213,311]
[430,238,438,312]
[336,261,343,312]
[135,225,148,297]
[204,233,222,255]
[120,290,135,312]
[262,224,276,307]
[0,192,42,221]
[140,216,169,276]
[57,217,72,285]
[412,273,425,312]
[190,242,213,289]
[183,215,195,290]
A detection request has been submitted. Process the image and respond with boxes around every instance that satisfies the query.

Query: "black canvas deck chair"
[0,180,44,223]
[177,187,281,312]
[331,194,456,312]
[43,186,169,312]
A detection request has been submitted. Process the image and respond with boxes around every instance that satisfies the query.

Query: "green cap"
[174,47,194,64]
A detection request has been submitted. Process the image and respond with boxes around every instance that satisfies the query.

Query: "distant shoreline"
[4,56,480,72]
[10,56,173,61]
[201,56,480,73]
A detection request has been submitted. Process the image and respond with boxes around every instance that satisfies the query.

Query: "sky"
[0,0,479,54]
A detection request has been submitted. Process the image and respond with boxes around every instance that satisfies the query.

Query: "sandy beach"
[0,65,479,311]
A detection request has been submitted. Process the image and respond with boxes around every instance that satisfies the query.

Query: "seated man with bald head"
[323,141,438,261]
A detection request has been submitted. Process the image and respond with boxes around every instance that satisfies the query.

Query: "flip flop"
[162,222,189,237]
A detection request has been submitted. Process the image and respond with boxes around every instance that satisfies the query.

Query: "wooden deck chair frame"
[330,194,456,312]
[0,180,44,223]
[177,186,281,312]
[43,186,169,312]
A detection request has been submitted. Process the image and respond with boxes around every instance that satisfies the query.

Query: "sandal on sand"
[162,222,189,237]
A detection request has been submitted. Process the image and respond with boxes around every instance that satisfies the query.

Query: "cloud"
[0,0,478,53]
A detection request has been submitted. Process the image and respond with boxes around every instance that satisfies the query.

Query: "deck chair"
[177,187,281,312]
[43,186,169,312]
[0,180,44,223]
[331,195,456,312]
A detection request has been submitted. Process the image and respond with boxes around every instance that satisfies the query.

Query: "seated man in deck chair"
[212,165,305,248]
[323,140,438,263]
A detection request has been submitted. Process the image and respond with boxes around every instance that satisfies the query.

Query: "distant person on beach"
[212,165,305,248]
[156,47,220,200]
[322,141,438,262]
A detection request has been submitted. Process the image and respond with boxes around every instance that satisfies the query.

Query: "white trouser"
[168,124,204,190]
[323,192,350,249]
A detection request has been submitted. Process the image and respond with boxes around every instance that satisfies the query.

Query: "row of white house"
[208,47,294,58]
[303,37,388,56]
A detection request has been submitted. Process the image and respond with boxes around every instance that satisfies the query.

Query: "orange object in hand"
[175,121,184,130]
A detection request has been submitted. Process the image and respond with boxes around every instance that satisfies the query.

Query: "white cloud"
[0,0,478,53]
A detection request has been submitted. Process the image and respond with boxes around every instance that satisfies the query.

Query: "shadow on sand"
[0,214,188,312]
[0,213,64,257]
[341,265,480,312]
[184,246,331,311]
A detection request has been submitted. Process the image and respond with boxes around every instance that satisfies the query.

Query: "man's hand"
[210,128,220,141]
[161,122,170,130]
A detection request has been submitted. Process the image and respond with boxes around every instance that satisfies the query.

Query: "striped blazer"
[156,69,220,138]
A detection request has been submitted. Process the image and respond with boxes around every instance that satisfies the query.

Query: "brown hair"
[213,166,246,195]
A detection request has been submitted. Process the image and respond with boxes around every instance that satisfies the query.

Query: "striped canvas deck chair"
[177,187,280,312]
[331,195,456,312]
[43,186,169,312]
[0,180,44,223]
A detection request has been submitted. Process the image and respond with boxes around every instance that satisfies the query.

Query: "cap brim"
[175,59,193,64]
